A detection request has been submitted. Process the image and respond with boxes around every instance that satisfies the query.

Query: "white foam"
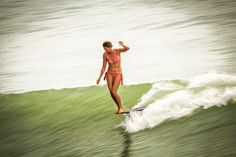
[123,72,236,133]
[188,72,236,88]
[134,80,185,108]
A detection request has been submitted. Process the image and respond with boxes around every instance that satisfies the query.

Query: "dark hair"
[103,41,112,48]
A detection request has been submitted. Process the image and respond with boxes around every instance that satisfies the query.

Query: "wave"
[123,72,236,133]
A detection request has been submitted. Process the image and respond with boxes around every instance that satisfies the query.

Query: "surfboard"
[116,107,144,114]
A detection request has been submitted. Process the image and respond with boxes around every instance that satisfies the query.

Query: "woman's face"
[104,46,112,53]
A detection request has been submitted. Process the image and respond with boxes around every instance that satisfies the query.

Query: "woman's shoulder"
[103,52,108,59]
[113,49,121,55]
[113,48,119,52]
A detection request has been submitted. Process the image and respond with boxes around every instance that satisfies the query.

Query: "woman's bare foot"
[115,108,124,114]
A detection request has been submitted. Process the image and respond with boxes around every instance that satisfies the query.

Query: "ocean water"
[0,0,236,156]
[1,73,236,157]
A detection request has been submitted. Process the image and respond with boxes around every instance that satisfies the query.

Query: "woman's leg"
[106,73,119,107]
[111,74,123,113]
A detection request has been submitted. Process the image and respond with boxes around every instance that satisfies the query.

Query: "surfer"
[96,41,130,114]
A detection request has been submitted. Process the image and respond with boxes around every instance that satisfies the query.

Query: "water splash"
[123,72,236,133]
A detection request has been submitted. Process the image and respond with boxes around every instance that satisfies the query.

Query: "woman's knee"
[111,89,118,96]
[109,91,113,96]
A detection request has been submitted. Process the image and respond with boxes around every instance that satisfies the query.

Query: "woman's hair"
[103,41,112,47]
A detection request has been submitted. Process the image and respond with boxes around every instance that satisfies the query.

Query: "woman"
[96,41,130,114]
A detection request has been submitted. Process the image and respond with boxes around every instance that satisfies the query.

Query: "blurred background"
[0,0,235,94]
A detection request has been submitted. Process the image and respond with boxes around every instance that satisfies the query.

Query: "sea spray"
[123,72,236,133]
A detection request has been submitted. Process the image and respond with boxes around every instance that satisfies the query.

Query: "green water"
[0,83,236,157]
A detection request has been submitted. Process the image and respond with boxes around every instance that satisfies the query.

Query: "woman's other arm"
[96,53,107,85]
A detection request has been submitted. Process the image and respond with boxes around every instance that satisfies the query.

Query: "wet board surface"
[116,107,144,114]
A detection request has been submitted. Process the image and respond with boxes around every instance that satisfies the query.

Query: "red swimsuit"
[103,52,123,85]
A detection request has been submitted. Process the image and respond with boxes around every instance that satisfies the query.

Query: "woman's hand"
[119,41,124,46]
[118,41,129,52]
[96,77,101,85]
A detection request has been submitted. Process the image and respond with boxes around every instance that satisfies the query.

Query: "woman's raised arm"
[117,41,130,53]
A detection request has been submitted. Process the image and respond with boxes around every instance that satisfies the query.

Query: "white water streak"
[124,72,236,133]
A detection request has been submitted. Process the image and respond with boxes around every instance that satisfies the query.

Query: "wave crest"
[123,72,236,133]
